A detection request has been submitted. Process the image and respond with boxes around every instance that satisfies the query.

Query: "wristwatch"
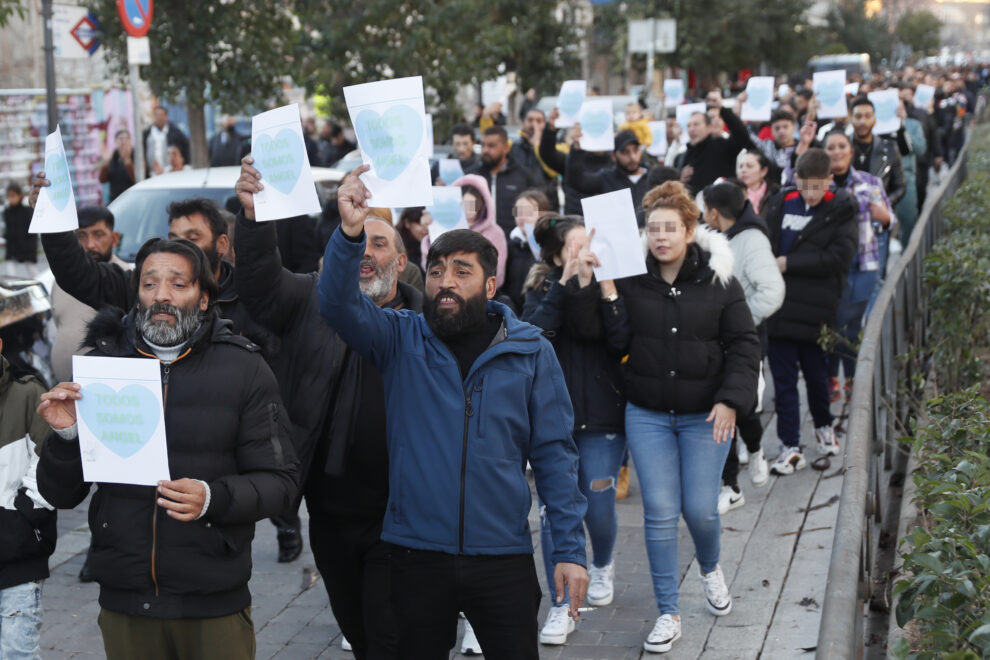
[601,292,619,303]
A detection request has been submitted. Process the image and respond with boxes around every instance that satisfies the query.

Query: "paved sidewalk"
[40,376,845,659]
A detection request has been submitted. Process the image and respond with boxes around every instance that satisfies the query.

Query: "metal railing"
[816,111,985,658]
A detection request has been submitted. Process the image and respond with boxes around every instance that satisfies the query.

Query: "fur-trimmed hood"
[641,223,734,287]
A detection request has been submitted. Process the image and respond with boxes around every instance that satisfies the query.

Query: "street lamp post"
[41,0,58,133]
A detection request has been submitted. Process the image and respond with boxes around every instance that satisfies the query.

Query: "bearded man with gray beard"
[35,237,297,660]
[235,152,422,660]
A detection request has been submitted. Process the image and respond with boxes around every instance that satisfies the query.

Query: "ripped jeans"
[0,581,43,660]
[539,431,626,606]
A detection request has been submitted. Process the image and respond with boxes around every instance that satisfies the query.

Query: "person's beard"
[202,241,221,275]
[86,247,113,263]
[617,157,640,175]
[138,300,203,347]
[481,153,500,169]
[358,256,400,304]
[423,288,488,342]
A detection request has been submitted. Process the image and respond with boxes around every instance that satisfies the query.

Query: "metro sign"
[116,0,153,38]
[70,14,101,55]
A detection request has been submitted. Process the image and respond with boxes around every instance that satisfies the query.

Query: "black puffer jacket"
[234,214,423,518]
[564,149,650,226]
[37,309,297,619]
[522,266,625,433]
[606,228,761,414]
[764,187,858,344]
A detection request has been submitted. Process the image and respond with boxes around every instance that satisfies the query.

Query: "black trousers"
[308,507,398,660]
[389,547,542,660]
[721,410,765,487]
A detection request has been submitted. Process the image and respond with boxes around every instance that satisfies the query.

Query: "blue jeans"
[0,581,43,660]
[539,431,626,605]
[625,405,730,615]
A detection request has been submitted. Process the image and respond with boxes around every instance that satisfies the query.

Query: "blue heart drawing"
[255,129,305,196]
[558,89,584,117]
[438,159,463,186]
[354,105,423,181]
[747,85,772,109]
[873,96,897,123]
[816,80,844,107]
[78,383,161,459]
[581,110,612,137]
[44,151,71,212]
[427,196,464,229]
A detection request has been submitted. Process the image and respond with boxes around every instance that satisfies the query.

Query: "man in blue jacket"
[316,165,588,659]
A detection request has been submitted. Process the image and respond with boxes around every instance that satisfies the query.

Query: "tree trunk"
[188,100,208,169]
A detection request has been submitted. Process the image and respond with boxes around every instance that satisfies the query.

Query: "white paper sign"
[30,125,78,233]
[344,76,433,208]
[73,355,170,486]
[676,102,707,135]
[664,79,685,108]
[578,99,615,152]
[868,89,901,135]
[844,82,860,97]
[438,158,464,186]
[426,186,467,242]
[741,77,775,122]
[555,80,586,128]
[251,103,321,222]
[581,189,647,282]
[813,70,849,120]
[646,121,668,157]
[777,84,791,99]
[914,84,935,109]
[126,36,151,65]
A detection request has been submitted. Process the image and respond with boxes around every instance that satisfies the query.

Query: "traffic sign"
[628,18,676,54]
[52,5,100,59]
[116,0,153,38]
[71,14,101,55]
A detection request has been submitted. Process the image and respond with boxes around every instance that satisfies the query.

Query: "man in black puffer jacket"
[764,148,858,476]
[36,238,297,660]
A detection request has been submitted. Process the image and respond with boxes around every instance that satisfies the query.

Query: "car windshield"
[108,187,234,262]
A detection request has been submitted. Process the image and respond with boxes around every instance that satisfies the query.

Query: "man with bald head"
[234,157,421,659]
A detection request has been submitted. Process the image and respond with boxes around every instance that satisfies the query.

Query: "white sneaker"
[737,442,749,465]
[538,605,575,645]
[644,614,681,653]
[586,561,614,606]
[699,565,732,616]
[748,449,770,487]
[770,446,807,475]
[717,485,745,515]
[460,618,482,655]
[815,425,841,456]
[341,635,352,651]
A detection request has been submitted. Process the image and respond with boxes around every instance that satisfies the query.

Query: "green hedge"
[893,124,990,660]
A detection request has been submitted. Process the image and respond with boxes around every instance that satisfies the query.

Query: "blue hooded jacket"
[318,229,587,566]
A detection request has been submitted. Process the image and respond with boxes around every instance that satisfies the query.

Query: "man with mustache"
[234,153,422,659]
[35,237,297,660]
[28,181,302,561]
[318,165,588,660]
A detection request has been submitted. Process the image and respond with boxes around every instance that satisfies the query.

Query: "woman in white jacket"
[702,180,785,512]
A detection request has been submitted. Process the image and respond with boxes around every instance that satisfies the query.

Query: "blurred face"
[137,252,208,346]
[463,189,482,224]
[75,220,119,262]
[360,218,406,304]
[168,212,228,275]
[851,104,876,139]
[899,88,914,106]
[512,196,539,230]
[555,225,586,266]
[625,103,643,122]
[825,134,853,174]
[646,208,693,264]
[115,131,132,155]
[523,110,545,138]
[614,142,642,174]
[480,134,509,169]
[794,95,809,113]
[667,118,681,140]
[736,153,767,188]
[796,176,832,207]
[707,108,724,133]
[771,119,796,147]
[687,114,709,144]
[452,133,475,160]
[153,107,168,129]
[168,145,184,170]
[423,250,496,341]
[6,190,22,206]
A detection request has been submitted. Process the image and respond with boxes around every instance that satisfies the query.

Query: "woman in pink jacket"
[421,173,507,288]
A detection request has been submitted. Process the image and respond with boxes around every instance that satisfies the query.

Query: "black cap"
[614,129,640,152]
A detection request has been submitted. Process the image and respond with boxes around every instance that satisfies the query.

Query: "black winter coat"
[564,149,650,226]
[522,267,625,433]
[606,231,761,415]
[37,310,297,619]
[539,129,612,215]
[764,188,859,343]
[467,157,539,238]
[509,136,560,210]
[674,107,754,194]
[503,234,535,311]
[3,204,37,262]
[234,214,423,518]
